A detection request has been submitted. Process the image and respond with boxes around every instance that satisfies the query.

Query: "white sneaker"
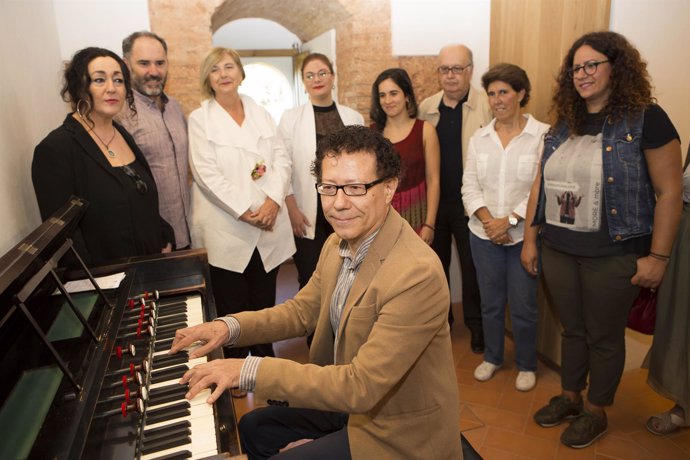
[474,361,501,381]
[515,371,536,391]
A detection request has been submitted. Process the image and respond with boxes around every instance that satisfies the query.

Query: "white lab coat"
[278,103,363,239]
[188,95,295,272]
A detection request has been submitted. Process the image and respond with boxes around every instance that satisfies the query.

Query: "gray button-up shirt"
[119,90,190,248]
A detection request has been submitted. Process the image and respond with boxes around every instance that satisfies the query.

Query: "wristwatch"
[508,215,519,227]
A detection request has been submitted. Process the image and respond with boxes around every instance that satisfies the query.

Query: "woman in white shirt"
[462,63,549,392]
[278,53,363,289]
[188,48,295,361]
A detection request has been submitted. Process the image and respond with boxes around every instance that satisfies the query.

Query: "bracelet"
[422,223,435,232]
[649,251,670,262]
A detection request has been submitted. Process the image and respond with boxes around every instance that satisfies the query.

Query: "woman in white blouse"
[188,48,295,361]
[279,53,363,289]
[461,63,549,392]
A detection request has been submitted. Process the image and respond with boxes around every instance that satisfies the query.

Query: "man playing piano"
[170,125,462,460]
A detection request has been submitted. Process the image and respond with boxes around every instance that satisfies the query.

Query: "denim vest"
[533,111,654,241]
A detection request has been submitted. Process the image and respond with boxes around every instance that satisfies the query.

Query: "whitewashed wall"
[0,1,66,253]
[611,0,689,159]
[54,0,150,60]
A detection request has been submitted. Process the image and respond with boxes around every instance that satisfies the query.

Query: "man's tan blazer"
[233,209,462,459]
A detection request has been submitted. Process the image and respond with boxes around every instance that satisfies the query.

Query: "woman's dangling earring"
[76,98,91,119]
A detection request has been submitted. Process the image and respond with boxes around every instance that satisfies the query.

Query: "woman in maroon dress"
[370,68,440,244]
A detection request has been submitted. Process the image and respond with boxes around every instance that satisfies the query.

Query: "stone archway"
[149,0,438,119]
[210,0,351,42]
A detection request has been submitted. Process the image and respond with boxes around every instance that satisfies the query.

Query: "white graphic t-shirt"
[543,133,603,231]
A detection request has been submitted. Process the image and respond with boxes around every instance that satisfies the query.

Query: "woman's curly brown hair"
[552,31,654,134]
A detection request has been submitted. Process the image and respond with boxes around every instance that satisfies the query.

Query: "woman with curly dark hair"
[520,31,682,448]
[32,47,173,265]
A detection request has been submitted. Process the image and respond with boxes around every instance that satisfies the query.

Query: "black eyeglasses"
[568,60,609,77]
[315,177,388,196]
[437,64,472,75]
[121,164,148,194]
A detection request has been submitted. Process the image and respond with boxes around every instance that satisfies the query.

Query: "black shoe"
[561,410,608,448]
[534,395,583,427]
[470,328,484,354]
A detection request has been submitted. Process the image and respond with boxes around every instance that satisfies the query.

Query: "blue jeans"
[469,234,538,371]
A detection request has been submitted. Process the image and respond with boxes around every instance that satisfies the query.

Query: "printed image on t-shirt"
[543,133,603,232]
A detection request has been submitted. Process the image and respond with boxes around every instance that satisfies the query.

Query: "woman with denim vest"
[520,31,682,448]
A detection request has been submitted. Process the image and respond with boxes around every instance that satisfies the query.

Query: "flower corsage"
[251,160,267,180]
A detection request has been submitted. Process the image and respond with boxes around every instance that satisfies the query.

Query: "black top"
[32,114,174,266]
[314,103,345,144]
[436,94,467,205]
[313,103,344,227]
[542,105,679,256]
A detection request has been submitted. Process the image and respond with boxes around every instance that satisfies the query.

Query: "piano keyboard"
[119,295,222,460]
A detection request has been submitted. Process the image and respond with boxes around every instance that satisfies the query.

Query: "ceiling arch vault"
[211,0,352,42]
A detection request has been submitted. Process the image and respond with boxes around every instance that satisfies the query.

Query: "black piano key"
[156,321,188,333]
[157,298,188,308]
[142,434,191,455]
[148,450,192,460]
[155,327,185,342]
[145,401,191,425]
[144,419,190,440]
[156,313,188,326]
[157,294,187,304]
[157,305,188,317]
[149,382,187,399]
[154,338,174,352]
[152,351,189,368]
[151,364,189,384]
[148,386,188,406]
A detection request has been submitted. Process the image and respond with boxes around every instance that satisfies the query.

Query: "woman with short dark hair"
[32,47,173,266]
[462,63,549,392]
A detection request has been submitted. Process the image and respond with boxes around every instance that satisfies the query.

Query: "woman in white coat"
[279,53,363,289]
[188,48,295,362]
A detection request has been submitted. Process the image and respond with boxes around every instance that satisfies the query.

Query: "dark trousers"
[293,206,334,289]
[432,201,482,330]
[239,406,350,460]
[541,245,639,406]
[210,249,278,358]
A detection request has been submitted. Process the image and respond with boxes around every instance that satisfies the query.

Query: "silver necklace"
[90,125,118,157]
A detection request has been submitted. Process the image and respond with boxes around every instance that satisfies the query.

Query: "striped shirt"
[218,229,381,391]
[330,231,379,357]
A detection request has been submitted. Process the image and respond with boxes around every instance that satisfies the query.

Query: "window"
[239,62,293,123]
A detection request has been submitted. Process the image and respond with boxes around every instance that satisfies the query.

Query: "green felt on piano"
[46,292,99,341]
[0,365,62,460]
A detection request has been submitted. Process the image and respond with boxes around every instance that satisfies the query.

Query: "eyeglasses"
[121,164,148,194]
[315,177,388,196]
[304,70,331,81]
[568,60,609,77]
[437,64,472,75]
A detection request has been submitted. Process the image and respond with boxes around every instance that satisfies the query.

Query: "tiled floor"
[233,262,690,459]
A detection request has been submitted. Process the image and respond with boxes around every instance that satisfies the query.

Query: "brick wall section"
[149,0,442,122]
